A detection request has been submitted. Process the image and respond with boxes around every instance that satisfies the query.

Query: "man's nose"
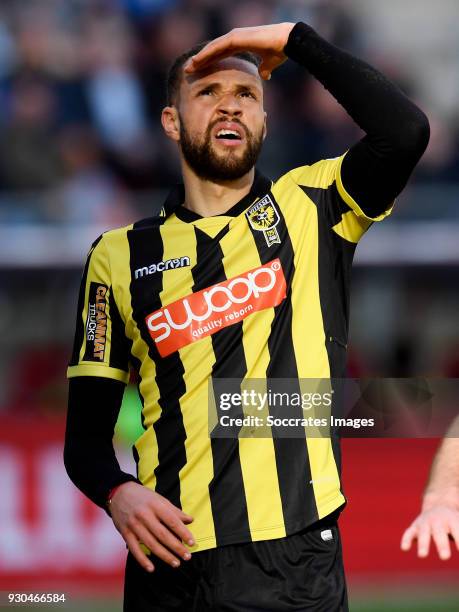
[217,94,242,116]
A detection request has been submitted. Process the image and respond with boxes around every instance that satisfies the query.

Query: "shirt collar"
[163,168,273,223]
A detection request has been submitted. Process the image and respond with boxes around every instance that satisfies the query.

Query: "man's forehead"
[184,56,262,89]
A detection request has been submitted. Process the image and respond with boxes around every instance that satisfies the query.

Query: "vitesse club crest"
[246,195,281,247]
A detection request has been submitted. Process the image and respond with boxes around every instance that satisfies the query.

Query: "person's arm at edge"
[283,22,430,217]
[401,416,459,559]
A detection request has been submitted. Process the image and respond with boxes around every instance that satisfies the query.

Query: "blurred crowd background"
[1,1,459,609]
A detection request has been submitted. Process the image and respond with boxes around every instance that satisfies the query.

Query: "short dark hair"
[166,41,262,107]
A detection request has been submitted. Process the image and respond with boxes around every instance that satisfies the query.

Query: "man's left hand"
[184,23,296,81]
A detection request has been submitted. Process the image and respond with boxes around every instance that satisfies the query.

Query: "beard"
[178,114,264,182]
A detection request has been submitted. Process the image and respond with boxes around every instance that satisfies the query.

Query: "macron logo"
[135,256,190,279]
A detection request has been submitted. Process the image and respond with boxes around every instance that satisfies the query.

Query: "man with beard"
[64,22,429,611]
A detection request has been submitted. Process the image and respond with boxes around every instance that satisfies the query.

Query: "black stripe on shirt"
[306,183,356,487]
[128,221,187,509]
[191,224,252,546]
[246,193,319,531]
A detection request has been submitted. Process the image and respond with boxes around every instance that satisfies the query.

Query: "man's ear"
[161,106,180,142]
[263,111,268,140]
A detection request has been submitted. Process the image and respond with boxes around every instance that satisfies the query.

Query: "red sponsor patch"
[146,259,286,357]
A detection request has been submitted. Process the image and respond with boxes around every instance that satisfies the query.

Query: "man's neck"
[181,163,255,218]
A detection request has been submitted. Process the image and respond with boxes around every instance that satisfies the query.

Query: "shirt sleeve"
[287,153,394,244]
[284,22,429,219]
[67,235,130,383]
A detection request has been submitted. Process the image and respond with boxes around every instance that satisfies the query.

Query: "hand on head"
[184,23,295,81]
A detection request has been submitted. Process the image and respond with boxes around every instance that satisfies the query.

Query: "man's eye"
[199,89,213,96]
[240,91,255,98]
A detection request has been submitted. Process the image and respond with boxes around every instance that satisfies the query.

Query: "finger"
[258,59,274,81]
[450,517,459,552]
[182,515,194,524]
[185,48,234,74]
[154,523,193,561]
[159,507,195,546]
[178,509,194,523]
[188,33,235,69]
[417,523,432,558]
[186,29,259,73]
[163,500,194,524]
[146,537,188,568]
[132,521,183,568]
[124,530,155,572]
[400,525,416,551]
[184,45,227,73]
[432,523,452,560]
[259,55,288,81]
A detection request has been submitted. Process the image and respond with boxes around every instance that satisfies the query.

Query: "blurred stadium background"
[0,0,458,610]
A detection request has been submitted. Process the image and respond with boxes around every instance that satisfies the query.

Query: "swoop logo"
[145,259,286,357]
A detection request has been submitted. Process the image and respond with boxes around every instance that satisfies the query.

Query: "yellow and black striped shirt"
[68,153,392,552]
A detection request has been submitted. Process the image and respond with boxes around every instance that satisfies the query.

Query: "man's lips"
[211,121,246,146]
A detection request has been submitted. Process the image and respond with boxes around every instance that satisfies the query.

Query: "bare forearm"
[401,417,459,559]
[423,417,459,509]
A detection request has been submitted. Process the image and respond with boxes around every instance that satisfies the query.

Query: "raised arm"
[186,22,430,217]
[283,22,430,217]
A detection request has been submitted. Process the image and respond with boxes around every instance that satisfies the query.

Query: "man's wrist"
[422,486,459,512]
[278,22,296,49]
[105,475,141,514]
[107,483,124,502]
[283,21,319,59]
